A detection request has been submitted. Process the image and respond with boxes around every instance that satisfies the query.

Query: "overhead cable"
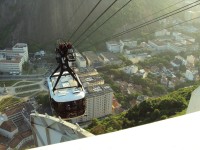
[74,0,134,47]
[78,0,200,50]
[68,0,103,41]
[72,0,118,45]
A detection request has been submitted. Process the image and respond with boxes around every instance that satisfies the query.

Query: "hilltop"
[0,0,174,50]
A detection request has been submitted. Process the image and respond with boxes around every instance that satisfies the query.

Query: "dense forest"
[86,85,196,135]
[0,0,179,51]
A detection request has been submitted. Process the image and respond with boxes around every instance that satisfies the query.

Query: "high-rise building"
[72,84,113,123]
[72,67,113,123]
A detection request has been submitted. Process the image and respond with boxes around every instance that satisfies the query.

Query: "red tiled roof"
[9,130,33,148]
[0,120,17,132]
[0,144,6,150]
[4,105,23,116]
[112,99,121,108]
[4,102,34,116]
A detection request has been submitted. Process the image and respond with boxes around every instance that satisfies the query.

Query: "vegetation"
[16,91,38,98]
[86,85,196,135]
[99,63,168,108]
[35,92,49,107]
[0,80,20,87]
[138,51,176,68]
[0,97,22,112]
[15,84,40,93]
[14,81,35,87]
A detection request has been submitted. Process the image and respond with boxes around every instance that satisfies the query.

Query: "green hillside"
[86,85,196,135]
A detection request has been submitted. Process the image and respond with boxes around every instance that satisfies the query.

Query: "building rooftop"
[0,56,22,64]
[4,102,34,117]
[100,52,119,61]
[106,41,121,45]
[13,43,27,49]
[150,39,168,46]
[82,51,100,64]
[0,120,17,132]
[80,75,103,86]
[77,67,98,77]
[9,130,32,148]
[86,84,113,96]
[0,144,6,150]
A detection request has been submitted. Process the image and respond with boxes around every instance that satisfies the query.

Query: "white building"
[187,55,195,66]
[185,70,195,81]
[8,130,33,150]
[123,65,138,74]
[0,55,23,73]
[76,52,87,68]
[167,42,187,53]
[148,40,168,51]
[0,114,18,139]
[185,10,200,23]
[72,85,113,123]
[125,53,149,64]
[106,41,124,53]
[175,56,187,66]
[12,43,29,62]
[120,39,137,49]
[172,32,195,43]
[0,43,28,73]
[99,52,122,65]
[155,29,170,37]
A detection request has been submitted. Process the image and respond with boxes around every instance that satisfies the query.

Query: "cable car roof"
[47,71,85,103]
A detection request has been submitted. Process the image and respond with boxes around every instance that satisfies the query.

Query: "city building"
[148,39,168,51]
[80,75,104,87]
[185,69,198,81]
[186,55,195,66]
[123,65,138,74]
[7,130,33,150]
[76,52,87,68]
[170,58,183,68]
[0,114,18,139]
[175,56,187,66]
[3,102,34,124]
[185,10,200,23]
[72,84,113,123]
[99,52,122,65]
[137,95,149,103]
[77,67,98,78]
[0,55,23,73]
[0,43,28,73]
[12,43,29,62]
[106,41,124,53]
[172,32,195,43]
[120,39,137,49]
[125,53,149,64]
[82,51,102,68]
[155,29,170,37]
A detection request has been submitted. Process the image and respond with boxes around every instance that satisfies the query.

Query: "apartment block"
[72,84,113,123]
[0,43,28,73]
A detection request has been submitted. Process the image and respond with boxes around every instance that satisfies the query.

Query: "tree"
[36,93,49,107]
[151,109,160,121]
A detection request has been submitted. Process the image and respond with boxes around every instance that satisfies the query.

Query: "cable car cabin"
[47,71,86,120]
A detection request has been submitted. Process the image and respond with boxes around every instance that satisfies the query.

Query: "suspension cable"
[72,0,118,45]
[75,0,185,47]
[77,0,200,50]
[68,0,103,42]
[74,0,134,47]
[68,0,86,23]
